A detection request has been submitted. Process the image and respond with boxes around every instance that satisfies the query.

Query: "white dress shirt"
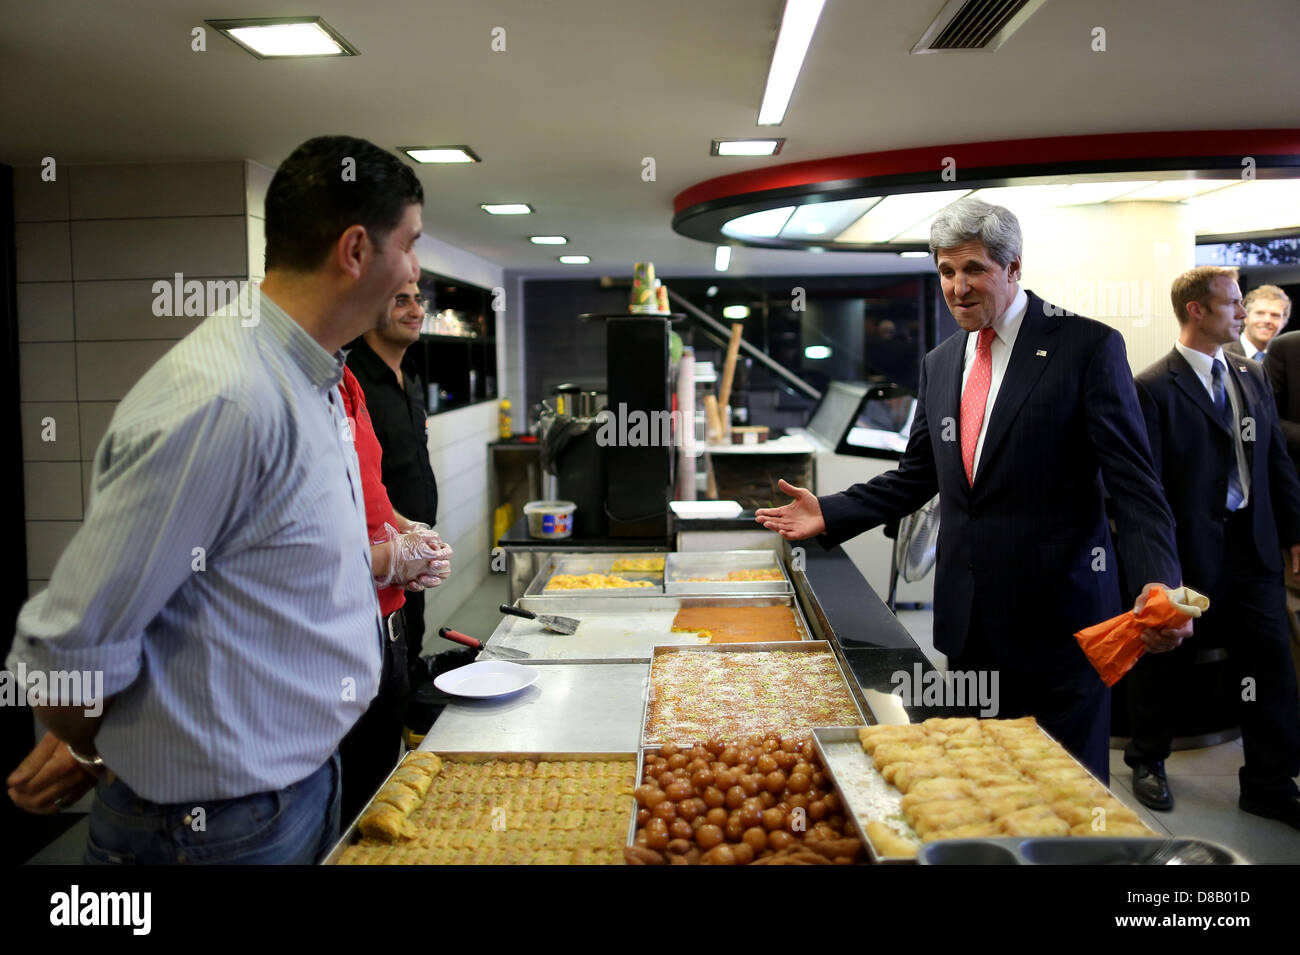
[960,286,1028,479]
[1239,332,1263,360]
[1174,340,1251,508]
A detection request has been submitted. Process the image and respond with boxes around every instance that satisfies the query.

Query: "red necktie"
[961,327,996,486]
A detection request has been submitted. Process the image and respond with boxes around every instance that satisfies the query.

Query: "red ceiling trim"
[673,129,1300,213]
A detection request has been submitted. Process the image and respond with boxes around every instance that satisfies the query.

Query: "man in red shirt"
[337,365,452,825]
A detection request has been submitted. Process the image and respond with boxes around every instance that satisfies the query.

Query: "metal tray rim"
[489,595,812,664]
[641,641,866,746]
[323,750,639,865]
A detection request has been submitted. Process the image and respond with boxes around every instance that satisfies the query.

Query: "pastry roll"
[890,759,959,792]
[920,822,1000,842]
[873,742,944,770]
[996,804,1069,837]
[907,799,994,835]
[865,821,920,858]
[404,751,443,775]
[902,783,977,813]
[858,724,928,753]
[358,803,408,842]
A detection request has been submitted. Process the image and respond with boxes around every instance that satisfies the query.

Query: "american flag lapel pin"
[1238,365,1247,372]
[1035,349,1047,357]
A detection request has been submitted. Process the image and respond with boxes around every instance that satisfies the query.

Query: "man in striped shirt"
[6,136,427,864]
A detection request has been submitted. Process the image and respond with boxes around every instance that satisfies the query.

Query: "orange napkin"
[1074,585,1209,687]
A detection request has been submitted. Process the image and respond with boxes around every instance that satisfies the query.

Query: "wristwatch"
[67,746,106,776]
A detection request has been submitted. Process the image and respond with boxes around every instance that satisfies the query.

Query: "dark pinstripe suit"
[819,291,1181,780]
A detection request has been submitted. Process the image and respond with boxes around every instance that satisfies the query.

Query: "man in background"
[347,282,441,690]
[6,135,424,863]
[1261,291,1300,706]
[1129,267,1300,827]
[1226,284,1290,361]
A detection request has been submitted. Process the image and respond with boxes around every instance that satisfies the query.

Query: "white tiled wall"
[421,401,501,631]
[14,161,248,594]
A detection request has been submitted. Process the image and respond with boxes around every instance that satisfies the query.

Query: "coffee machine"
[540,383,607,538]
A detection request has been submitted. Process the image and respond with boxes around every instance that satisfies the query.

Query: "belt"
[385,608,406,644]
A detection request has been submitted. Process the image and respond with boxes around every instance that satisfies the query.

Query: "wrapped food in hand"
[1074,585,1209,687]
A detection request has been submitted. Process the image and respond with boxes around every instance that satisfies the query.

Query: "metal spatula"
[499,603,579,635]
[438,626,530,660]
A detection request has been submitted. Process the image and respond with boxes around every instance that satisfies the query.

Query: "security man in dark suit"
[757,197,1189,783]
[1130,266,1300,828]
[1262,316,1300,686]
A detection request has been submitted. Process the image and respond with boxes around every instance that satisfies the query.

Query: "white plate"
[434,661,540,698]
[669,500,743,519]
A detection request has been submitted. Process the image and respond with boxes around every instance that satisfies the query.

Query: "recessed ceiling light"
[712,139,785,157]
[758,0,827,125]
[481,203,533,215]
[706,286,719,297]
[559,255,590,264]
[805,345,832,359]
[715,247,732,271]
[401,146,480,164]
[722,305,750,319]
[530,236,568,245]
[899,251,930,258]
[206,17,358,58]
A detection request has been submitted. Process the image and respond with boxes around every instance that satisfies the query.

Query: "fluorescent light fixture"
[559,254,590,264]
[722,206,795,239]
[712,139,785,157]
[783,197,880,241]
[1117,179,1237,202]
[481,203,533,215]
[715,246,732,271]
[401,146,480,164]
[837,190,970,243]
[1054,181,1155,205]
[206,17,358,58]
[529,235,568,245]
[899,251,930,258]
[722,305,750,319]
[968,184,1068,211]
[758,0,827,125]
[805,345,832,359]
[1187,179,1300,235]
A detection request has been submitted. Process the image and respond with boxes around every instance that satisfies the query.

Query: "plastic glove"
[373,522,445,590]
[405,539,454,591]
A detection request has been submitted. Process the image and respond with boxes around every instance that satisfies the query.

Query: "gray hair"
[929,196,1023,267]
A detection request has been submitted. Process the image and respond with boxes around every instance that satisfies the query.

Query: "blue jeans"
[84,752,341,865]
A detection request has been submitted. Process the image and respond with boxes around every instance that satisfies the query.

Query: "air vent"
[912,0,1047,53]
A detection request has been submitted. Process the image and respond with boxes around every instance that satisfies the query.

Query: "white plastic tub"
[523,500,577,539]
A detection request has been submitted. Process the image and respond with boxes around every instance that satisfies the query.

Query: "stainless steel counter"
[419,663,647,753]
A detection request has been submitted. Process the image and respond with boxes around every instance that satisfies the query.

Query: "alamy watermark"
[890,663,1000,717]
[1,663,104,716]
[151,273,261,326]
[594,403,688,447]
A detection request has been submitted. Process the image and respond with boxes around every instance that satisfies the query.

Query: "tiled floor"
[27,589,1300,864]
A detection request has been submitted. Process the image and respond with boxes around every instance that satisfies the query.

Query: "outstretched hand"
[754,479,826,541]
